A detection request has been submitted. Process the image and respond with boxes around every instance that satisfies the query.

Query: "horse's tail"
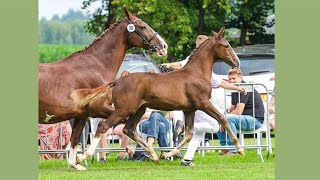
[71,82,115,108]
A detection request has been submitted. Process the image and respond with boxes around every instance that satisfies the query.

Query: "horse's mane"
[76,18,125,53]
[183,36,212,68]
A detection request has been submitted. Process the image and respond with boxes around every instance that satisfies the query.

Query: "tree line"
[39,1,275,63]
[39,9,95,45]
[82,0,275,62]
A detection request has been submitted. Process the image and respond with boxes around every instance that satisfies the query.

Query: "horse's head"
[124,7,168,56]
[212,27,240,68]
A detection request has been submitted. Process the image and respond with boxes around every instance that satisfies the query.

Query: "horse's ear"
[211,30,218,37]
[218,27,225,37]
[124,7,134,21]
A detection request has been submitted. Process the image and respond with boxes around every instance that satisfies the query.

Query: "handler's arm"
[162,62,182,70]
[219,80,247,95]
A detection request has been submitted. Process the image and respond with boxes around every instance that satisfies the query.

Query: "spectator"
[217,68,265,155]
[162,35,246,166]
[132,109,171,161]
[91,118,129,162]
[269,77,275,130]
[38,121,72,160]
[162,35,209,70]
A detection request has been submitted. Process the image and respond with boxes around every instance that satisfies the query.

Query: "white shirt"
[180,56,222,88]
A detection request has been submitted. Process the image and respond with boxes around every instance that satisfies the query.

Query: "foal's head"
[211,27,240,68]
[124,7,168,56]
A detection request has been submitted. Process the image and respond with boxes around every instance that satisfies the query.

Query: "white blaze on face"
[155,33,168,56]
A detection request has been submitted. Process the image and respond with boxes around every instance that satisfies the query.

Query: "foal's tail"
[71,82,115,108]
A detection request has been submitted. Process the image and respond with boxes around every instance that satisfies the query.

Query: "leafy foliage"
[226,0,275,45]
[82,0,232,62]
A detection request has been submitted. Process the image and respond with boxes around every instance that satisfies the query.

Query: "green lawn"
[38,138,275,180]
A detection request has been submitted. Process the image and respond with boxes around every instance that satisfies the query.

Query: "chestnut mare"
[73,27,244,164]
[38,8,167,170]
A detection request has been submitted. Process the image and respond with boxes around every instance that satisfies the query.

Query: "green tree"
[82,0,231,62]
[60,9,89,21]
[81,1,274,61]
[180,0,230,57]
[82,0,193,62]
[226,0,274,45]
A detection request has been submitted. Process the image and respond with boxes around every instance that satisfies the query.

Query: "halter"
[126,18,158,51]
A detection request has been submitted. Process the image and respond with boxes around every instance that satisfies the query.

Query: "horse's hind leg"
[201,101,244,155]
[161,111,195,159]
[123,107,160,163]
[68,118,87,170]
[77,111,127,163]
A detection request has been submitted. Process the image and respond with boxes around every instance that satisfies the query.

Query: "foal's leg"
[76,111,127,163]
[200,101,244,155]
[121,107,146,159]
[122,107,160,163]
[161,111,195,159]
[68,118,87,171]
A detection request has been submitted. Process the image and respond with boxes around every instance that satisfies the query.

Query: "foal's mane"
[183,36,212,68]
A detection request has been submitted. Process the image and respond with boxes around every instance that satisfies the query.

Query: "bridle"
[126,18,159,51]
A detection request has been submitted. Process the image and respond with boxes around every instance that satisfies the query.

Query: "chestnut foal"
[73,27,244,165]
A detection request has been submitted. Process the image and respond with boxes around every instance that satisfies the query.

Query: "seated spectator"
[217,68,265,155]
[92,118,129,162]
[38,121,72,160]
[269,77,276,130]
[141,110,170,148]
[132,109,171,161]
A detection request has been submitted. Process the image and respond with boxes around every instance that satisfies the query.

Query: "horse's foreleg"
[201,102,244,155]
[68,118,87,170]
[160,111,195,159]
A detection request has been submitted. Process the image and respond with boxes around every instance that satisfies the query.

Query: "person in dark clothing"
[217,68,265,155]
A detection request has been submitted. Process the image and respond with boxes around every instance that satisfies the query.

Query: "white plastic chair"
[237,115,272,155]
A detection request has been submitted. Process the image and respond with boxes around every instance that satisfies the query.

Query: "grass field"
[39,138,275,180]
[39,44,86,63]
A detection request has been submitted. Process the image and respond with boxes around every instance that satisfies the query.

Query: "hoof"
[126,146,135,159]
[75,164,87,171]
[76,154,85,164]
[151,157,159,164]
[237,148,245,155]
[159,152,166,159]
[70,164,87,171]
